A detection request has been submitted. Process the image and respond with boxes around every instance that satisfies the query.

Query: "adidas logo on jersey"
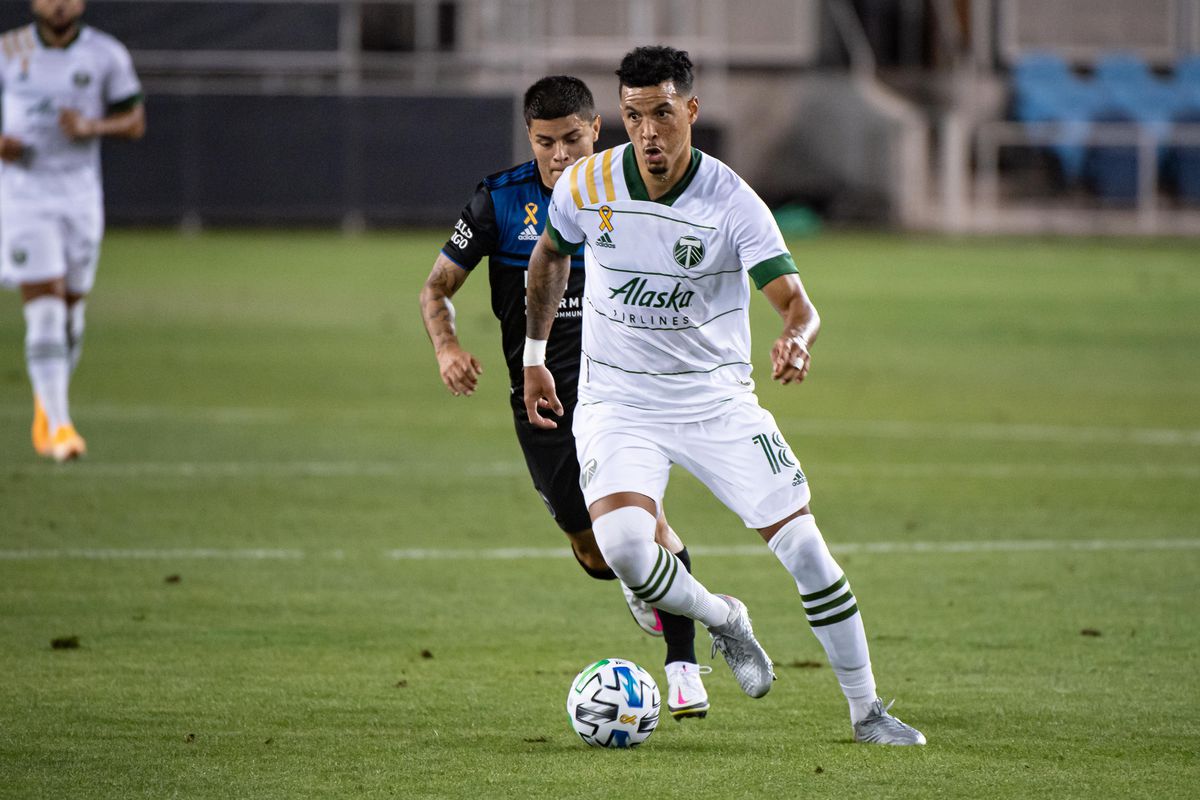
[792,470,807,487]
[595,231,616,248]
[518,224,539,241]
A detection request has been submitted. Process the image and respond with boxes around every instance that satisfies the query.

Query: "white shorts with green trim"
[1,196,104,293]
[573,393,811,529]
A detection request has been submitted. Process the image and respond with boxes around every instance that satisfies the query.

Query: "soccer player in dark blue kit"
[419,76,711,719]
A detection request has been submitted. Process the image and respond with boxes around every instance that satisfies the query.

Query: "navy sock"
[660,547,697,665]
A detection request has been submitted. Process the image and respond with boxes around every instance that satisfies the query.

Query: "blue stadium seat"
[1093,51,1178,135]
[1173,55,1200,116]
[1011,52,1100,183]
[1084,108,1141,203]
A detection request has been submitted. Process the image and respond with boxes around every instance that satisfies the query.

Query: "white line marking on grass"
[0,548,305,561]
[3,404,1197,446]
[4,537,1195,563]
[5,461,1196,480]
[386,538,1200,561]
[3,539,1196,563]
[779,418,1200,447]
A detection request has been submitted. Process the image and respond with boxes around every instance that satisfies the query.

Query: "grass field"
[1,230,1197,799]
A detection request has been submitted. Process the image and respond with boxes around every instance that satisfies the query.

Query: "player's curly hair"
[523,76,596,125]
[615,46,694,94]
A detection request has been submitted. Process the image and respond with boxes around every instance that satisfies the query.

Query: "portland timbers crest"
[673,235,705,269]
[73,71,92,88]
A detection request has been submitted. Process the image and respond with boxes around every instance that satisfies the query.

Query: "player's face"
[619,81,699,177]
[32,0,84,34]
[527,113,601,188]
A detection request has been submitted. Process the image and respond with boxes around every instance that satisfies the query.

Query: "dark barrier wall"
[0,2,340,50]
[99,94,515,226]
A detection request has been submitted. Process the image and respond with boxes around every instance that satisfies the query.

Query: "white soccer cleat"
[621,582,664,637]
[707,595,775,698]
[853,699,927,745]
[665,661,711,720]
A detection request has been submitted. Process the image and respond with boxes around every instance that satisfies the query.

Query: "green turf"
[1,230,1197,799]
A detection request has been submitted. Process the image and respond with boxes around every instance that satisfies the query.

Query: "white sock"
[67,299,86,375]
[593,507,730,628]
[25,296,71,431]
[769,514,878,723]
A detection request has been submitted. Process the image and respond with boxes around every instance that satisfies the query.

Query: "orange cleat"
[49,424,87,463]
[32,397,52,456]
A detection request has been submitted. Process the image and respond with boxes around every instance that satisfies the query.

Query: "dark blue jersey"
[441,160,586,413]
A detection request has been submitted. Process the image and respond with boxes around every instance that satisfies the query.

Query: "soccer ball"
[566,658,660,748]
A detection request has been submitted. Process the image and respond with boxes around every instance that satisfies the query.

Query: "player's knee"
[591,506,657,583]
[24,296,68,348]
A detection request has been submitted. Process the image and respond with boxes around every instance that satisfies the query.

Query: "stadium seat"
[1093,51,1178,136]
[1084,107,1141,203]
[1011,52,1100,183]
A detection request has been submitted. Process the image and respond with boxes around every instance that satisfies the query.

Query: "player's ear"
[591,114,601,141]
[686,96,699,124]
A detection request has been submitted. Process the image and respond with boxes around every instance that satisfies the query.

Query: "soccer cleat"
[621,582,664,637]
[665,661,712,720]
[31,396,51,456]
[48,424,87,463]
[853,699,927,746]
[707,595,775,698]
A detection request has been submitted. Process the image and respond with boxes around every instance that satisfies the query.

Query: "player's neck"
[35,21,83,49]
[639,146,695,202]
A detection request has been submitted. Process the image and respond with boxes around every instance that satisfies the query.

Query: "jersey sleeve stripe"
[601,149,616,202]
[569,161,585,209]
[748,253,800,290]
[583,154,601,205]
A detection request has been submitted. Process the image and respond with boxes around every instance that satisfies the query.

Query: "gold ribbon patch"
[523,203,538,225]
[598,205,614,232]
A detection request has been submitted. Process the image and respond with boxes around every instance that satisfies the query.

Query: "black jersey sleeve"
[441,183,499,271]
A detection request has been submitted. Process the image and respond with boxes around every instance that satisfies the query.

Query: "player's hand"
[58,109,98,141]
[770,332,810,385]
[523,365,564,429]
[0,135,26,163]
[435,345,483,396]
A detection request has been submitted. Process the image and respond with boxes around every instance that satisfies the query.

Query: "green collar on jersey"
[34,22,85,49]
[623,145,702,206]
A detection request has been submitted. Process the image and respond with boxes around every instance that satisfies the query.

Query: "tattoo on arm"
[525,239,570,340]
[420,257,470,353]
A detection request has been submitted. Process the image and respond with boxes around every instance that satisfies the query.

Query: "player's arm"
[419,254,483,397]
[59,99,145,142]
[522,232,572,429]
[0,135,26,163]
[761,272,821,385]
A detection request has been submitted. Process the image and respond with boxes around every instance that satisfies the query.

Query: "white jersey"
[546,143,799,418]
[0,24,141,203]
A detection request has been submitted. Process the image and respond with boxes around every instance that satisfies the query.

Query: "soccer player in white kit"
[523,46,926,745]
[0,0,144,461]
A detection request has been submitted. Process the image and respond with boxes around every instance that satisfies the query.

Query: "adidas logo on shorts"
[792,469,806,487]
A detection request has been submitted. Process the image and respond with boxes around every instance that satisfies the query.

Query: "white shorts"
[573,395,812,529]
[0,198,104,294]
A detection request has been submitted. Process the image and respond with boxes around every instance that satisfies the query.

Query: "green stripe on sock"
[643,551,679,604]
[800,575,847,603]
[629,547,665,594]
[635,547,674,602]
[804,589,855,616]
[808,604,859,628]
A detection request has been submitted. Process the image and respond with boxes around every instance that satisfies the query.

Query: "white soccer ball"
[565,657,660,748]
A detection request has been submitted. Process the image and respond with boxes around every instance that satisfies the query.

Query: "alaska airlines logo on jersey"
[673,235,705,269]
[73,71,92,88]
[608,277,695,311]
[26,97,54,117]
